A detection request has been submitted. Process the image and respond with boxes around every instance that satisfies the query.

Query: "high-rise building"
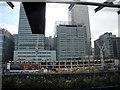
[0,28,14,61]
[118,14,120,37]
[13,34,18,50]
[55,24,89,61]
[68,5,92,55]
[113,37,120,60]
[45,36,54,50]
[17,4,45,51]
[14,3,56,61]
[94,32,116,58]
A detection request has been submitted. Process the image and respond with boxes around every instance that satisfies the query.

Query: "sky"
[0,2,20,34]
[0,0,119,47]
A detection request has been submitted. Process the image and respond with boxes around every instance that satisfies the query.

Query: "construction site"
[3,57,119,74]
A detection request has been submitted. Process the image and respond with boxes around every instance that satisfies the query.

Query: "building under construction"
[7,58,116,70]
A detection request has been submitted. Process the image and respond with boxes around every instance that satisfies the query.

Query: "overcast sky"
[0,0,119,47]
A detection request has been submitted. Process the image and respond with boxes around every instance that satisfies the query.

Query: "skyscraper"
[14,3,56,61]
[68,5,91,55]
[118,14,120,37]
[56,24,88,61]
[13,34,18,50]
[17,4,45,51]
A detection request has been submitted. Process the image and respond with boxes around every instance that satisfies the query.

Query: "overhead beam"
[68,4,75,11]
[5,0,120,9]
[6,2,14,9]
[48,1,120,8]
[94,2,114,13]
[118,10,120,15]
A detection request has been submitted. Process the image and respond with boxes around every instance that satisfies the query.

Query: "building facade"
[118,14,120,37]
[68,5,92,55]
[0,28,14,61]
[17,4,45,51]
[94,32,117,58]
[45,36,54,50]
[13,34,18,50]
[113,37,120,59]
[14,50,56,61]
[14,3,56,61]
[55,24,89,61]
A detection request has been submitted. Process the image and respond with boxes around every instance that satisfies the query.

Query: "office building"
[118,1,120,36]
[45,36,54,50]
[14,50,56,61]
[55,24,89,61]
[0,28,14,61]
[17,4,45,50]
[94,32,116,58]
[14,3,56,61]
[68,5,92,55]
[13,34,18,50]
[53,36,57,51]
[113,37,120,59]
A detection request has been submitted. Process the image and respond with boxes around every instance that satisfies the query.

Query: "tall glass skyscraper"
[14,3,56,61]
[17,4,45,51]
[68,5,92,55]
[56,24,88,61]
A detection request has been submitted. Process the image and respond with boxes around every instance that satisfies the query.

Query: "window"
[0,36,3,41]
[0,42,2,47]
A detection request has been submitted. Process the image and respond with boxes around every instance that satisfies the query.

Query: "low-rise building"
[14,50,56,61]
[0,28,14,61]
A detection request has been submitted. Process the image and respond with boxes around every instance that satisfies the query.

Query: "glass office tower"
[56,24,88,61]
[68,5,92,55]
[17,4,45,51]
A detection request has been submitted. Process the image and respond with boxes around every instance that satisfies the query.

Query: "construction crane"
[35,34,40,62]
[95,40,106,67]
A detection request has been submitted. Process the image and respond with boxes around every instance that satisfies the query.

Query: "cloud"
[0,24,18,34]
[13,2,20,7]
[89,9,118,40]
[0,2,20,31]
[13,13,19,20]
